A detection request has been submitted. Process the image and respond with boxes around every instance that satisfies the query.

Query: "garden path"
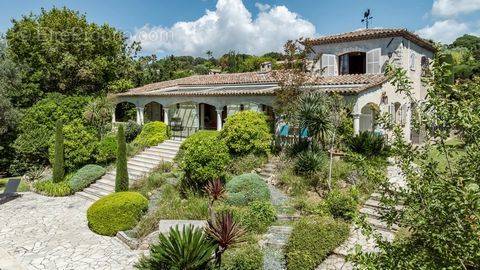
[0,193,140,270]
[316,163,405,270]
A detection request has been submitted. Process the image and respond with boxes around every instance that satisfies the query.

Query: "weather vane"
[361,9,373,29]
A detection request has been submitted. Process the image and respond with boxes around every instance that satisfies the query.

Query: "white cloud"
[416,19,470,43]
[130,0,316,56]
[255,3,271,12]
[432,0,480,17]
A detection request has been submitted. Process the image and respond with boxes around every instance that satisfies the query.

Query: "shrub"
[13,94,91,168]
[346,131,389,157]
[179,131,231,191]
[220,110,272,156]
[124,120,142,142]
[134,121,168,147]
[241,201,276,233]
[69,164,106,192]
[286,216,350,270]
[48,120,97,171]
[34,179,72,197]
[87,192,148,236]
[116,125,129,192]
[221,243,264,270]
[52,120,65,183]
[294,150,327,176]
[95,133,117,164]
[228,154,267,175]
[286,139,310,158]
[225,173,270,206]
[136,225,216,270]
[324,188,359,220]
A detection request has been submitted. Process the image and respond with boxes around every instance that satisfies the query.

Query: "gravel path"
[0,193,141,270]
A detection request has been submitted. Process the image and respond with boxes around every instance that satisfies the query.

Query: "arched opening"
[360,103,379,132]
[115,102,136,122]
[339,52,366,75]
[144,102,163,122]
[261,104,275,122]
[200,104,227,130]
[393,102,402,124]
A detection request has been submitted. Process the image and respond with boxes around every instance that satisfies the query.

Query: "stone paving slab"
[0,193,141,270]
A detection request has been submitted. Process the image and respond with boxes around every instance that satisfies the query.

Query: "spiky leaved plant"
[52,119,65,183]
[135,225,216,270]
[205,179,226,221]
[205,211,245,267]
[115,124,129,192]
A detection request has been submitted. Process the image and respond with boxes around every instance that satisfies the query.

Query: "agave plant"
[204,179,226,220]
[135,225,216,270]
[205,211,245,266]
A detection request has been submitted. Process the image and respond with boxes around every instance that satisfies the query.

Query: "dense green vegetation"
[115,125,129,192]
[133,121,168,147]
[69,164,106,192]
[52,120,65,183]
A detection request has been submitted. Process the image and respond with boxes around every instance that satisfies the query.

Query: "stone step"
[150,145,180,152]
[359,206,382,219]
[259,172,272,178]
[130,156,163,165]
[366,217,399,232]
[83,186,110,197]
[277,213,301,222]
[263,226,292,248]
[97,178,115,187]
[107,171,144,181]
[137,153,173,161]
[127,163,154,173]
[143,148,178,157]
[128,159,159,169]
[364,199,383,209]
[89,183,114,193]
[93,180,115,191]
[76,191,100,201]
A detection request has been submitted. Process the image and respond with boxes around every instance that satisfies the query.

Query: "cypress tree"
[115,124,129,192]
[52,119,65,183]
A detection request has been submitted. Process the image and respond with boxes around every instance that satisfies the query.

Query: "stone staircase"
[76,139,183,201]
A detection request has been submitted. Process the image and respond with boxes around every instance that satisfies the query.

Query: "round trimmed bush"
[95,134,117,164]
[225,173,270,206]
[179,131,231,191]
[134,121,168,147]
[220,110,272,156]
[87,192,148,236]
[69,164,106,192]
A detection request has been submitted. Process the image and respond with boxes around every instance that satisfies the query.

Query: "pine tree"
[115,124,129,192]
[52,120,65,183]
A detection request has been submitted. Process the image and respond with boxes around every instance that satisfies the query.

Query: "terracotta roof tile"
[306,28,436,52]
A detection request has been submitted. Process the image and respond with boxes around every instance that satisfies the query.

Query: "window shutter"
[366,48,381,74]
[321,54,336,76]
[332,55,338,76]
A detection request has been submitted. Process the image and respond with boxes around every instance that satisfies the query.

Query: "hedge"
[34,179,72,197]
[285,216,350,270]
[220,110,272,156]
[225,173,270,206]
[87,192,148,236]
[134,121,168,147]
[69,164,106,192]
[179,131,231,191]
[95,134,117,164]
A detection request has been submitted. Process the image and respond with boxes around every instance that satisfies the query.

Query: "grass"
[130,162,174,197]
[421,138,465,171]
[0,178,30,192]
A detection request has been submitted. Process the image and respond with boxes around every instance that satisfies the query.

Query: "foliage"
[34,179,72,197]
[351,56,480,268]
[286,139,311,158]
[129,166,171,197]
[225,173,270,206]
[324,188,359,220]
[179,131,231,191]
[220,110,272,156]
[84,96,114,138]
[296,92,333,148]
[52,120,65,183]
[6,7,138,102]
[48,120,97,171]
[115,124,129,192]
[134,184,209,238]
[136,225,216,270]
[124,120,142,142]
[240,201,276,233]
[95,133,117,164]
[87,192,148,236]
[69,164,106,192]
[133,121,168,147]
[294,150,327,176]
[221,243,264,270]
[13,94,91,170]
[285,216,350,270]
[346,131,389,157]
[205,179,226,220]
[228,154,267,175]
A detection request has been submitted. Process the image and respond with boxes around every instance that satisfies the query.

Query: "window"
[410,52,416,71]
[366,48,381,74]
[339,52,366,75]
[321,54,337,76]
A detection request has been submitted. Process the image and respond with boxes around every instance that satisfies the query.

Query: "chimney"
[260,61,272,72]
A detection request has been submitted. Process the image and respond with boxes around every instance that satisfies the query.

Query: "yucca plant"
[205,179,226,221]
[205,211,245,266]
[347,131,388,157]
[136,225,216,270]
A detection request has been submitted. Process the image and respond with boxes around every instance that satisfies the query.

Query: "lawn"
[422,138,465,170]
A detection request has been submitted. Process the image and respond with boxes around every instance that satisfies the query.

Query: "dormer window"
[339,52,366,75]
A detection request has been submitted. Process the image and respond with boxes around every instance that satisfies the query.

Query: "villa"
[113,28,435,143]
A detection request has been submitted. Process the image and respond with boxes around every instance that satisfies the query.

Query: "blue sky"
[1,0,479,56]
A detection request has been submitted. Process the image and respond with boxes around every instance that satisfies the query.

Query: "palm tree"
[296,92,333,149]
[84,96,114,138]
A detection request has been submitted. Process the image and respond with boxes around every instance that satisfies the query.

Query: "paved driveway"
[0,193,140,270]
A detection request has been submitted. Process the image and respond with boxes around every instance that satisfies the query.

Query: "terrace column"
[136,107,144,125]
[199,104,205,129]
[112,110,116,124]
[353,113,360,135]
[163,107,169,125]
[216,109,223,131]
